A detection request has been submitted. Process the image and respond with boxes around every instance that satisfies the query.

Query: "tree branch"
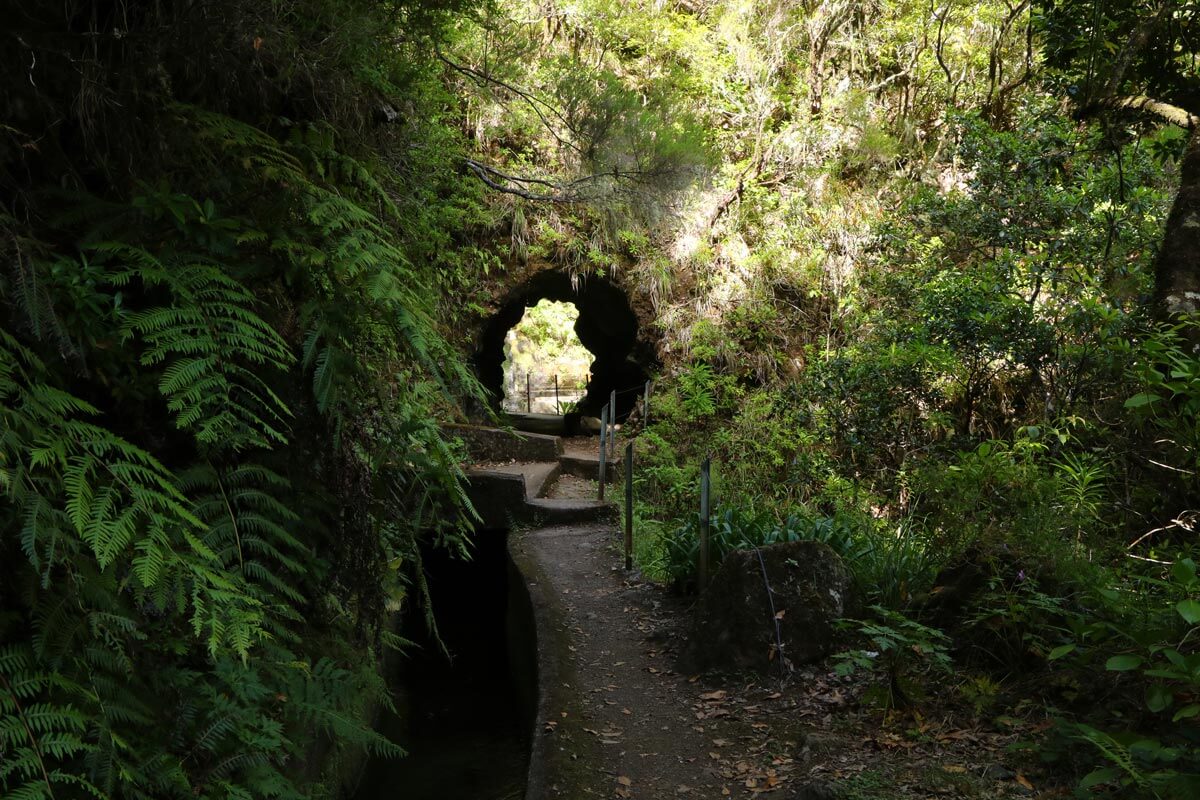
[1087,96,1200,129]
[463,159,579,202]
[1100,0,1173,101]
[462,159,668,203]
[436,49,583,155]
[935,3,954,87]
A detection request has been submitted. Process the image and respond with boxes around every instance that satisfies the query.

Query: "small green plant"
[833,606,953,710]
[854,518,939,610]
[658,504,869,589]
[961,574,1075,670]
[1044,558,1200,797]
[958,674,1002,717]
[679,362,718,419]
[1055,452,1109,547]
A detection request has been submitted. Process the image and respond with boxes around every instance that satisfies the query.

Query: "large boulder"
[681,541,851,674]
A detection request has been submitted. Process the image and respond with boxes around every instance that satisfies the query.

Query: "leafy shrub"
[834,606,954,710]
[1039,559,1200,798]
[959,574,1077,671]
[1124,322,1200,506]
[659,504,863,589]
[655,501,938,610]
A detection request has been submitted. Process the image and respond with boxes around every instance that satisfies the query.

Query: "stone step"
[526,498,619,526]
[501,412,569,437]
[475,461,561,499]
[558,451,621,481]
[466,466,620,528]
[524,462,561,499]
[445,423,563,462]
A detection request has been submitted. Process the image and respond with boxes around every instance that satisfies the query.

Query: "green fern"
[1,332,268,659]
[1,9,487,793]
[102,245,294,451]
[0,645,101,799]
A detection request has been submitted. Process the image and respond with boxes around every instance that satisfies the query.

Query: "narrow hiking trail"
[462,425,1058,800]
[512,519,798,798]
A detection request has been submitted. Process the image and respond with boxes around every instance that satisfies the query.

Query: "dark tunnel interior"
[475,271,653,422]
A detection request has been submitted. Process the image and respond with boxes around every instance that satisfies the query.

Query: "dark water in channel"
[354,532,533,800]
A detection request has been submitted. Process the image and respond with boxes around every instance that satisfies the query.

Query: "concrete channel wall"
[507,533,596,800]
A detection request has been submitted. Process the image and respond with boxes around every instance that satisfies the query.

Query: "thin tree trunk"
[1154,127,1200,333]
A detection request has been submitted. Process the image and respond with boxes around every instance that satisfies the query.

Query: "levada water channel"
[353,530,535,799]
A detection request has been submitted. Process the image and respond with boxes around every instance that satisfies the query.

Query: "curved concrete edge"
[444,423,564,462]
[507,531,596,800]
[466,469,527,529]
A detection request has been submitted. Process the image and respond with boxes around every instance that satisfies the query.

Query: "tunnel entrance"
[477,271,651,422]
[501,300,592,414]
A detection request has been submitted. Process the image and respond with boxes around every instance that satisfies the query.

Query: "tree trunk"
[1153,127,1200,334]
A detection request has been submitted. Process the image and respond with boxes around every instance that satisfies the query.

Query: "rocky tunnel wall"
[474,270,653,421]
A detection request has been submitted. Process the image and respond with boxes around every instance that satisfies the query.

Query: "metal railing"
[502,373,588,414]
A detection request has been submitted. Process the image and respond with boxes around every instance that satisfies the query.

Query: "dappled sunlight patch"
[502,299,594,413]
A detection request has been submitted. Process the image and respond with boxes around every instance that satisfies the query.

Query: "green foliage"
[658,504,859,588]
[0,644,100,800]
[960,574,1077,671]
[1034,559,1200,797]
[649,497,938,610]
[679,363,719,419]
[1124,323,1200,496]
[833,607,954,711]
[1039,0,1200,109]
[0,0,486,796]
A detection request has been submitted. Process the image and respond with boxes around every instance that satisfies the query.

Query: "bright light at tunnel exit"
[501,300,594,413]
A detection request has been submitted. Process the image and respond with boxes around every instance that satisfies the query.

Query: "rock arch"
[475,270,654,421]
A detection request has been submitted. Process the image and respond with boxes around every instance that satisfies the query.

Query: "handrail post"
[598,405,608,501]
[699,457,711,591]
[555,375,560,415]
[609,389,617,460]
[526,372,531,413]
[624,442,634,571]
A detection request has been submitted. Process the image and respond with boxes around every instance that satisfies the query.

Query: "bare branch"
[463,159,671,202]
[463,159,579,202]
[935,3,954,88]
[436,49,583,155]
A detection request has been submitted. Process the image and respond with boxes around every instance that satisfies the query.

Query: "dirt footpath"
[510,523,1050,800]
[512,523,798,799]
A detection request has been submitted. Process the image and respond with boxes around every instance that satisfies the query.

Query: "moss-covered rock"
[682,541,851,674]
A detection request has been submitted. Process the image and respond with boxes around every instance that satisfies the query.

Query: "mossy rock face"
[682,541,851,674]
